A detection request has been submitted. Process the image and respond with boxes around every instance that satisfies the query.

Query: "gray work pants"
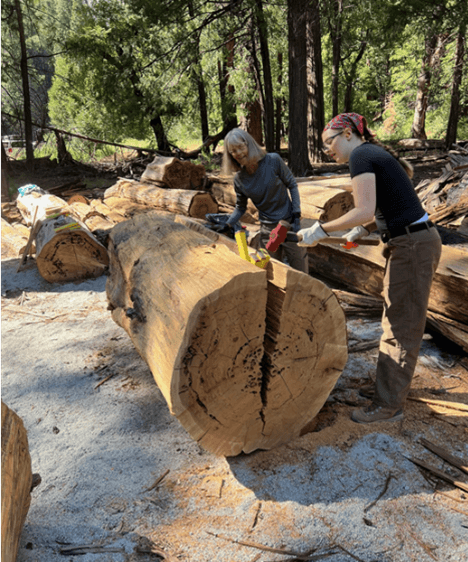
[373,227,442,410]
[259,224,309,273]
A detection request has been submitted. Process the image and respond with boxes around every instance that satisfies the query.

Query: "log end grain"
[1,402,33,562]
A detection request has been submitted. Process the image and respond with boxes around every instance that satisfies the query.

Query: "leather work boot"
[351,403,404,424]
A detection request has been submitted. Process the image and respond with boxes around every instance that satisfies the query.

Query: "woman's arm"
[322,172,376,233]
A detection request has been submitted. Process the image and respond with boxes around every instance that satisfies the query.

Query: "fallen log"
[106,212,347,456]
[104,178,218,219]
[307,241,468,352]
[141,156,206,190]
[1,402,32,562]
[35,215,109,283]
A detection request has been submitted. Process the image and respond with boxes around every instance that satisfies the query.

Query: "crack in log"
[259,282,286,429]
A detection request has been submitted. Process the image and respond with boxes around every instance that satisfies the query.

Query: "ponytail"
[362,128,414,179]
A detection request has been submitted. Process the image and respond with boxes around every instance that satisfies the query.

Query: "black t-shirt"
[349,143,425,231]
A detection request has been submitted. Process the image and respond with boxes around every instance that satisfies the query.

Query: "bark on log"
[35,216,109,283]
[1,401,32,562]
[104,179,218,219]
[209,178,258,216]
[106,212,347,456]
[141,156,206,189]
[308,241,468,352]
[1,218,33,258]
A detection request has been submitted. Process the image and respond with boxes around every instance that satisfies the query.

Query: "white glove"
[297,222,328,247]
[345,225,369,243]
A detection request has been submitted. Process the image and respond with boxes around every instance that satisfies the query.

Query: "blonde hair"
[221,128,267,176]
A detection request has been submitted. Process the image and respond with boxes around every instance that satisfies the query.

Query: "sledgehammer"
[266,220,380,252]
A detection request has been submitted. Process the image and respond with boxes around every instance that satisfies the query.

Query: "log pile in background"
[15,192,109,282]
[106,212,348,456]
[1,402,33,562]
[416,148,468,233]
[307,240,468,353]
[104,178,218,219]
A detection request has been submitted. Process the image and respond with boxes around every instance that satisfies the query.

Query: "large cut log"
[308,241,468,352]
[1,402,32,562]
[210,176,354,222]
[35,215,109,283]
[104,179,218,219]
[210,178,258,217]
[141,156,206,189]
[1,218,33,258]
[299,184,355,221]
[106,212,347,456]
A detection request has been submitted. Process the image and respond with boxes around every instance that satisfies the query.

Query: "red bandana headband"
[324,113,367,135]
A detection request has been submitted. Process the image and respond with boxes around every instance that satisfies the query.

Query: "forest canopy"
[2,0,467,173]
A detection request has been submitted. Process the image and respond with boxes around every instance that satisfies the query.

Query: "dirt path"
[2,255,468,562]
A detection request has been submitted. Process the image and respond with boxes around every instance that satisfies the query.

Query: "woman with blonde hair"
[218,128,308,273]
[298,112,442,424]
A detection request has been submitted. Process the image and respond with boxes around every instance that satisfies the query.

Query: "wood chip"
[145,469,170,492]
[407,456,468,493]
[408,396,468,412]
[420,438,468,474]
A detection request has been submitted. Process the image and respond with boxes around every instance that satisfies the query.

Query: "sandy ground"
[2,256,468,562]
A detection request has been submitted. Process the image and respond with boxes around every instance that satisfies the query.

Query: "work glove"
[345,225,369,243]
[297,222,328,247]
[211,223,233,235]
[291,212,301,233]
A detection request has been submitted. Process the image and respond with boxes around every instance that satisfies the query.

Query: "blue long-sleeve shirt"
[227,153,301,226]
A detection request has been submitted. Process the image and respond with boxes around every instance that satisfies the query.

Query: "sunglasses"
[322,131,343,153]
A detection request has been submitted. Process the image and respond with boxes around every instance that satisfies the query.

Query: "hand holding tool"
[268,220,379,249]
[235,229,270,269]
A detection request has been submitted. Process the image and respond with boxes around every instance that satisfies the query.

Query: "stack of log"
[14,191,109,282]
[415,148,468,234]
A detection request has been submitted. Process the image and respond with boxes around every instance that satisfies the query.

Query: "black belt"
[381,220,434,243]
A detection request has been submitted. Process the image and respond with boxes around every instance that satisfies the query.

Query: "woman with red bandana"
[298,113,441,424]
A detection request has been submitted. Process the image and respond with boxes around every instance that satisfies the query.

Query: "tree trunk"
[1,402,33,562]
[14,0,34,167]
[1,144,11,202]
[255,0,275,152]
[275,52,284,151]
[218,36,237,129]
[150,115,170,153]
[329,0,343,118]
[141,156,206,190]
[343,35,368,113]
[446,23,466,149]
[188,1,209,144]
[287,0,311,176]
[104,179,218,219]
[240,99,264,146]
[106,213,347,456]
[411,34,438,139]
[307,0,325,163]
